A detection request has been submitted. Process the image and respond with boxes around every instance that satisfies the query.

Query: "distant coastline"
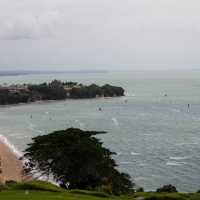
[1,69,200,77]
[0,70,109,77]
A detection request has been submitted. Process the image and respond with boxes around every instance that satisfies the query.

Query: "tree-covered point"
[28,80,124,99]
[0,79,124,105]
[20,128,134,196]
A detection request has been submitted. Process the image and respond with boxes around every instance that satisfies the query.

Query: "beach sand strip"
[0,140,23,183]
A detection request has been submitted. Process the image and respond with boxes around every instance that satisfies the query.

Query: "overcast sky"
[0,0,200,71]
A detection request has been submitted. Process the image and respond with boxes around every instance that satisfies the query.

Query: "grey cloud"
[0,0,200,71]
[0,11,59,39]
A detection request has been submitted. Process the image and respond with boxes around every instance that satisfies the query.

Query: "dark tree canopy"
[21,128,134,195]
[28,80,66,100]
[0,89,33,105]
[70,84,124,98]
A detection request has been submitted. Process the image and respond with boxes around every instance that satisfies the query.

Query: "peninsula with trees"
[0,79,124,105]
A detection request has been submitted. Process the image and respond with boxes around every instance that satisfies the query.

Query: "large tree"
[20,128,134,195]
[28,81,66,100]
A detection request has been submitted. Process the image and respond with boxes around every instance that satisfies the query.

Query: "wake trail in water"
[27,119,45,134]
[79,123,84,130]
[75,119,84,129]
[112,118,118,125]
[42,111,50,121]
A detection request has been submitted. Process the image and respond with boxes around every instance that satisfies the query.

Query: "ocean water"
[0,71,200,192]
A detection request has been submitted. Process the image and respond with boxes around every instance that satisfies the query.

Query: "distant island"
[0,70,109,76]
[0,79,124,105]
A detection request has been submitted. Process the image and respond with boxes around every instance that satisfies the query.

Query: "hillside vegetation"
[0,180,200,200]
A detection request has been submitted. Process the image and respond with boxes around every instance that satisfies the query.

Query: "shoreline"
[0,96,125,108]
[0,139,23,183]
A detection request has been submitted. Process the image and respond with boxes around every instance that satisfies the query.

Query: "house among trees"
[0,84,28,91]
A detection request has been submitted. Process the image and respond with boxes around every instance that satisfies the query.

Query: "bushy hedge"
[156,185,178,193]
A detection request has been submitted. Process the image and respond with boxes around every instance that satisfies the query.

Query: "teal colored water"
[0,71,200,192]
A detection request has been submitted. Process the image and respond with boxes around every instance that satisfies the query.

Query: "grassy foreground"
[0,180,200,200]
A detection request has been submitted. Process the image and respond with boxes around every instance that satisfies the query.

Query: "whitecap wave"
[36,130,46,134]
[175,142,197,146]
[134,177,146,180]
[131,152,141,156]
[170,109,180,113]
[124,93,135,97]
[0,112,7,114]
[9,134,21,137]
[169,157,188,160]
[137,164,147,166]
[167,161,187,166]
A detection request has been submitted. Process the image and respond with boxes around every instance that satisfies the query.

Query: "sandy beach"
[0,140,23,183]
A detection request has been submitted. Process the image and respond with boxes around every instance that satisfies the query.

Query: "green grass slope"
[0,181,200,200]
[134,192,200,200]
[9,180,62,192]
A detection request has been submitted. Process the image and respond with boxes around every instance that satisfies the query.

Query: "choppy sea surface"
[0,71,200,192]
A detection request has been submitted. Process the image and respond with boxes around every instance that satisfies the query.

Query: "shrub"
[136,187,144,192]
[70,189,109,198]
[156,184,178,193]
[90,192,110,198]
[5,180,17,185]
[146,196,184,200]
[0,183,10,190]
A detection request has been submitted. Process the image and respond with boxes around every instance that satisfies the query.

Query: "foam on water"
[134,177,146,180]
[169,157,188,160]
[9,134,21,137]
[124,93,135,97]
[131,152,141,156]
[137,164,147,166]
[169,109,180,112]
[79,123,84,129]
[167,161,188,166]
[0,134,22,157]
